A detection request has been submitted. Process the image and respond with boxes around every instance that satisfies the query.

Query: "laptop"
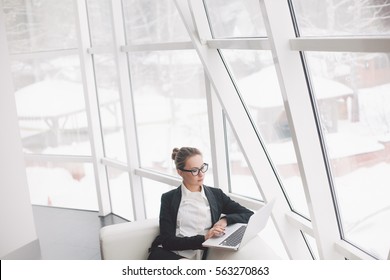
[202,199,275,250]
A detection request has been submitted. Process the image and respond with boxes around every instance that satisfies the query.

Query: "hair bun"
[171,147,180,160]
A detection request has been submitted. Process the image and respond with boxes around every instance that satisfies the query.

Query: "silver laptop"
[202,199,275,250]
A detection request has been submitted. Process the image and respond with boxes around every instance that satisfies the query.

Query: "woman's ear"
[177,169,182,177]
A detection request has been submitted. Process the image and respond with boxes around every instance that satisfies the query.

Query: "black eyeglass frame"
[179,163,209,176]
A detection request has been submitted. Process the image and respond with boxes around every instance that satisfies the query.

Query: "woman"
[148,147,253,260]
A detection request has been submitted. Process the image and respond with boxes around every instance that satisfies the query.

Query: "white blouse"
[174,184,212,259]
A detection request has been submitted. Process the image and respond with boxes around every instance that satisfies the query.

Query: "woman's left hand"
[214,217,227,228]
[205,218,228,240]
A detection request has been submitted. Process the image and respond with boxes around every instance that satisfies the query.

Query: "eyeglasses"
[179,163,209,176]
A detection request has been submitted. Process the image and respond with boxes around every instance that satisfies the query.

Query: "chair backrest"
[100,219,159,260]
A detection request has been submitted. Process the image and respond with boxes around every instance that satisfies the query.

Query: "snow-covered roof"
[237,66,353,108]
[15,80,118,119]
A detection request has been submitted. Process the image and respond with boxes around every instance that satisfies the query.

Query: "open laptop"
[202,199,275,251]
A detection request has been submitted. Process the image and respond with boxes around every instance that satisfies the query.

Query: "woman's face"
[178,154,205,189]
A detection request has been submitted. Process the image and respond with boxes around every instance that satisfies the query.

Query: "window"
[86,0,114,46]
[129,50,212,177]
[142,178,175,218]
[12,55,91,156]
[122,0,190,44]
[3,0,77,53]
[204,0,266,38]
[106,167,134,221]
[305,51,390,259]
[4,0,96,212]
[221,49,309,217]
[92,54,127,163]
[25,159,98,211]
[226,120,263,200]
[292,0,390,36]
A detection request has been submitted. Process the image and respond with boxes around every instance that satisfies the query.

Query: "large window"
[291,0,390,260]
[4,0,97,211]
[128,50,212,179]
[305,51,390,259]
[220,50,309,217]
[292,0,390,36]
[3,0,390,260]
[5,0,91,156]
[204,0,310,217]
[87,0,128,163]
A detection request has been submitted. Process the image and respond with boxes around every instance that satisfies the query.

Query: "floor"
[32,205,128,260]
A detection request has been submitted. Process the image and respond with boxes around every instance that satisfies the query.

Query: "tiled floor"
[32,205,128,260]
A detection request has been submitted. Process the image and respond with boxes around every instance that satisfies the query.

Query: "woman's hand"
[205,218,227,240]
[214,217,227,228]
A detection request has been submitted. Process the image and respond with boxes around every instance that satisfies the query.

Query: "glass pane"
[305,51,390,259]
[143,178,175,219]
[26,160,98,211]
[292,0,390,36]
[122,0,189,44]
[129,50,212,176]
[221,49,309,218]
[302,232,319,260]
[93,54,127,162]
[260,210,290,259]
[2,0,77,53]
[204,0,266,38]
[226,120,263,200]
[12,55,92,156]
[107,167,134,221]
[86,0,114,47]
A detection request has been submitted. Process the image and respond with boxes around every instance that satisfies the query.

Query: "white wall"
[0,9,40,259]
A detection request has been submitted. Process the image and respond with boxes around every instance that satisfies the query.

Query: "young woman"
[148,147,253,260]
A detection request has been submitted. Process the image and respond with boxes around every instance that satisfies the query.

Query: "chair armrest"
[100,219,159,260]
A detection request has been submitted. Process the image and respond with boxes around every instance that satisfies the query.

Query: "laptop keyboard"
[219,225,246,247]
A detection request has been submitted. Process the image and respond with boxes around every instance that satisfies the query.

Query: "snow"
[15,80,118,118]
[27,164,98,211]
[359,83,390,135]
[238,66,353,109]
[335,163,390,258]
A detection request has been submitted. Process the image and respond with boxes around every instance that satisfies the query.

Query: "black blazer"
[150,185,253,253]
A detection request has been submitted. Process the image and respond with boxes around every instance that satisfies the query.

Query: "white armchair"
[100,219,159,260]
[99,219,281,260]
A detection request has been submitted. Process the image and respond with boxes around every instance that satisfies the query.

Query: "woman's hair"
[171,147,202,170]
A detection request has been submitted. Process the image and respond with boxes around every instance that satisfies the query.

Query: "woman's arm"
[217,189,254,225]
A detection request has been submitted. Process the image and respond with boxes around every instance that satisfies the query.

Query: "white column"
[0,8,40,259]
